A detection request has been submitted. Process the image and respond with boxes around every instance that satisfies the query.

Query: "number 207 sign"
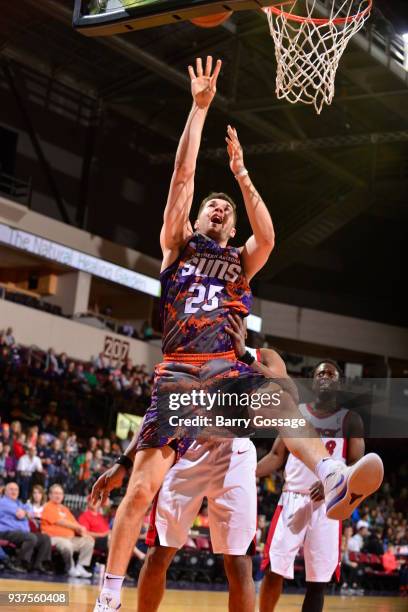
[104,336,130,365]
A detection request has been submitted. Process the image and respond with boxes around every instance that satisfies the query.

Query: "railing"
[0,171,32,205]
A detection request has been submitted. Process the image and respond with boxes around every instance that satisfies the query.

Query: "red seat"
[195,537,210,550]
[0,540,16,549]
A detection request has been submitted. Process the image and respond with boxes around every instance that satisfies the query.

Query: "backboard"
[73,0,283,36]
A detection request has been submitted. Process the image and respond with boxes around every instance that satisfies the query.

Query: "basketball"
[190,11,233,28]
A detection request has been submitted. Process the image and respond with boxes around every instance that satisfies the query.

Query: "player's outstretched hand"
[225,312,246,358]
[226,125,245,176]
[309,480,324,502]
[188,56,222,109]
[90,463,127,505]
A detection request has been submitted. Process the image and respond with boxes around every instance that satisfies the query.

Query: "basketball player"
[257,360,365,612]
[135,313,288,612]
[92,57,383,612]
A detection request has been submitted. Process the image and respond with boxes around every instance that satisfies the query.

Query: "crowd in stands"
[0,327,407,593]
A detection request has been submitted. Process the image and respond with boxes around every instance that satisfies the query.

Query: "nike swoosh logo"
[237,450,248,454]
[329,474,345,493]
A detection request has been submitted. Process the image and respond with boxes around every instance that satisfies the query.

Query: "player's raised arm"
[160,56,222,268]
[256,437,288,478]
[226,126,275,281]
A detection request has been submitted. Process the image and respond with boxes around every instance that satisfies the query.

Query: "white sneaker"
[324,453,383,520]
[75,563,93,578]
[93,598,121,611]
[68,566,79,578]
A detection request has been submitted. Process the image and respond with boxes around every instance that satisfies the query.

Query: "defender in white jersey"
[136,314,296,612]
[257,360,365,612]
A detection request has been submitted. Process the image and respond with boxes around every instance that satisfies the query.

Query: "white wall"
[46,271,91,316]
[0,299,162,370]
[0,197,160,277]
[257,299,408,360]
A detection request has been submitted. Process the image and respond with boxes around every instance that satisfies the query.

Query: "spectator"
[26,485,47,529]
[0,482,51,574]
[4,327,16,347]
[84,365,98,389]
[0,441,6,484]
[348,520,369,553]
[88,437,98,452]
[91,449,105,478]
[78,451,93,487]
[382,544,399,574]
[46,439,69,486]
[120,323,135,338]
[16,446,43,501]
[94,352,110,372]
[364,527,384,555]
[41,484,94,578]
[58,352,68,374]
[0,423,11,445]
[45,349,60,374]
[78,498,111,553]
[66,433,78,456]
[1,444,17,482]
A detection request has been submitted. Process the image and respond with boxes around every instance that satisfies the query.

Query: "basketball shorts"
[136,352,269,458]
[262,491,341,582]
[146,438,257,555]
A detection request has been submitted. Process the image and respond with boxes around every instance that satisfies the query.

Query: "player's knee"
[305,581,326,594]
[263,570,283,588]
[124,480,156,508]
[145,546,175,573]
[223,554,252,582]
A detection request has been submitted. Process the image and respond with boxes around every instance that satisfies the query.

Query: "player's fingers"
[225,326,238,339]
[205,55,213,77]
[188,65,196,81]
[210,59,222,86]
[196,57,203,77]
[228,315,240,333]
[90,483,101,505]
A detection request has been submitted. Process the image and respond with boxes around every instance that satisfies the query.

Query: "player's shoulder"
[259,348,287,374]
[342,409,364,437]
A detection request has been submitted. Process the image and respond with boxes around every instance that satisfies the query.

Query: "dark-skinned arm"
[256,437,288,478]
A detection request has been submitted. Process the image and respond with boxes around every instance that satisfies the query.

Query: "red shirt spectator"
[78,502,110,537]
[382,545,398,574]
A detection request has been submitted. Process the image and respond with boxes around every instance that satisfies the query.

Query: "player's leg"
[223,554,255,612]
[136,441,210,610]
[97,446,176,610]
[301,582,325,612]
[302,502,339,611]
[254,380,383,519]
[208,440,258,612]
[137,545,177,612]
[259,569,284,612]
[259,493,305,612]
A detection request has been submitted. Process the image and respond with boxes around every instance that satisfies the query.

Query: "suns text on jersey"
[181,254,241,282]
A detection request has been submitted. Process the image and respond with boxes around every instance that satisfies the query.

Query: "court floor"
[0,579,405,611]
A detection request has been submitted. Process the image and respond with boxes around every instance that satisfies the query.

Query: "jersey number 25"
[185,283,223,314]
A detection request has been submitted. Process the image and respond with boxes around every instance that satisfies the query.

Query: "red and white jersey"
[284,403,349,494]
[247,346,261,362]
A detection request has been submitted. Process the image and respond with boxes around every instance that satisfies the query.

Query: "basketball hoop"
[264,0,373,114]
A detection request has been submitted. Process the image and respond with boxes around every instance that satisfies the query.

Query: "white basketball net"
[264,0,372,114]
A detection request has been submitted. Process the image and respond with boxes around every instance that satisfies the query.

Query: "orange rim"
[266,0,372,26]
